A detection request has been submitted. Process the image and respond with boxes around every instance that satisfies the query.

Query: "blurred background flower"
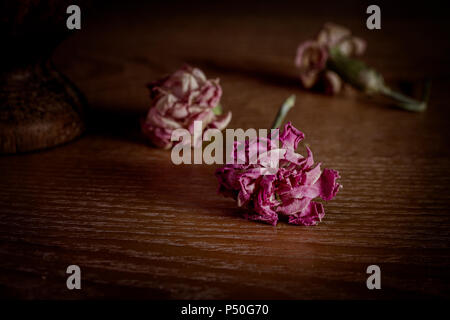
[142,65,232,149]
[295,22,430,111]
[295,22,366,95]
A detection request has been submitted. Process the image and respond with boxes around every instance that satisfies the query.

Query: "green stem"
[271,95,296,129]
[328,48,429,112]
[379,85,428,112]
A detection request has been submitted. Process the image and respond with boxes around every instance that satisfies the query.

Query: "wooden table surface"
[1,1,449,299]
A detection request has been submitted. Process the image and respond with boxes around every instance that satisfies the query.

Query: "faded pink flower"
[215,122,341,226]
[322,70,342,95]
[295,23,366,93]
[317,22,366,57]
[142,65,232,149]
[295,41,328,89]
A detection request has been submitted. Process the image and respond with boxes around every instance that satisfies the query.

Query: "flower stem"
[271,95,296,129]
[379,83,429,112]
[328,48,430,112]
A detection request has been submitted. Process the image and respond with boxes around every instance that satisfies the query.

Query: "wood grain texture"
[0,1,449,299]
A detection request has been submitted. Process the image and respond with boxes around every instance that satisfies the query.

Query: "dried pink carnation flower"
[299,24,429,111]
[317,22,366,56]
[295,40,329,89]
[215,122,341,226]
[295,23,366,94]
[142,65,232,149]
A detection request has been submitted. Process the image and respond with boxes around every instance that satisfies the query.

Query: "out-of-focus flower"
[215,122,341,226]
[295,23,429,111]
[295,41,328,89]
[295,22,366,94]
[316,22,366,56]
[142,65,232,149]
[322,70,342,95]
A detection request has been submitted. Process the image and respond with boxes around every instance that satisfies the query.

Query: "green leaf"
[212,104,223,115]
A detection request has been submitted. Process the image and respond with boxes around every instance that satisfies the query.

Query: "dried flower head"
[215,122,341,226]
[295,23,366,94]
[142,65,232,149]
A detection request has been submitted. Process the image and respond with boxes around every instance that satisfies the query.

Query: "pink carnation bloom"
[215,122,341,226]
[317,22,366,56]
[295,40,329,89]
[295,23,366,94]
[142,65,232,149]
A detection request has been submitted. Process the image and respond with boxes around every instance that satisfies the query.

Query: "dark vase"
[0,0,87,154]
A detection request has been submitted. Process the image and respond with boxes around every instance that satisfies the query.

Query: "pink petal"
[279,122,305,150]
[318,168,341,201]
[209,111,232,131]
[288,201,325,226]
[276,197,311,216]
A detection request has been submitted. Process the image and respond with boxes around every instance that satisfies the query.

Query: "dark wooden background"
[1,1,449,299]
